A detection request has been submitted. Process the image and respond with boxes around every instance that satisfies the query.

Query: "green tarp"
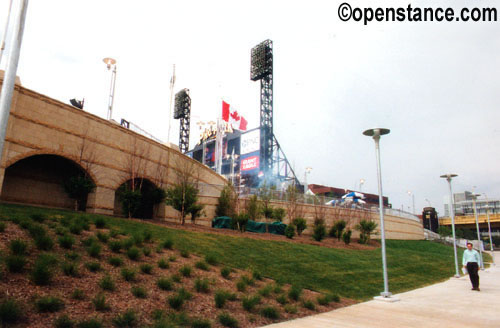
[211,217,287,235]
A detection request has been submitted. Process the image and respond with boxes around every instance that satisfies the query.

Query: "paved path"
[264,251,499,328]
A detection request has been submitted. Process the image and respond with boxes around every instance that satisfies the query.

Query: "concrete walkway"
[264,252,499,328]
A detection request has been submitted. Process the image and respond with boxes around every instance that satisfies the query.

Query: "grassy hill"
[0,203,474,327]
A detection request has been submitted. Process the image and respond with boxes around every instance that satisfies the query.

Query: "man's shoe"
[472,287,476,290]
[477,288,480,291]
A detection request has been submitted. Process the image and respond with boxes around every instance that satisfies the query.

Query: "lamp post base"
[374,294,400,302]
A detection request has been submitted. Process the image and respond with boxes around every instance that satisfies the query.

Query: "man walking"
[463,242,481,291]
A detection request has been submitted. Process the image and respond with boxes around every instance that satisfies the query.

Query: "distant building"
[443,191,500,216]
[308,183,390,207]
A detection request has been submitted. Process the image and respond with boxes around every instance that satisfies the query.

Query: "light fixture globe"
[363,128,390,137]
[103,57,116,69]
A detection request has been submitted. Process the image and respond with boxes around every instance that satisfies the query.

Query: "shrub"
[236,280,246,292]
[108,256,124,267]
[179,265,192,277]
[108,241,122,253]
[258,284,273,298]
[332,220,346,240]
[342,229,352,245]
[161,239,174,249]
[204,253,218,266]
[168,289,192,310]
[31,213,47,223]
[143,247,152,257]
[191,318,212,328]
[131,286,147,298]
[77,318,103,328]
[65,251,80,261]
[112,309,137,327]
[271,207,286,222]
[195,278,210,293]
[260,306,280,319]
[19,218,33,230]
[69,223,83,235]
[332,294,340,302]
[0,221,6,232]
[96,232,109,243]
[221,267,231,279]
[94,217,107,229]
[292,218,307,235]
[195,261,209,271]
[31,254,57,285]
[177,288,192,301]
[75,216,91,231]
[252,269,262,281]
[85,262,101,272]
[140,263,153,274]
[54,314,75,328]
[9,239,28,255]
[157,277,173,291]
[276,294,288,305]
[355,220,378,244]
[132,233,144,247]
[273,283,283,294]
[218,312,238,328]
[127,246,141,261]
[121,268,137,282]
[71,289,85,300]
[302,299,316,310]
[180,249,190,258]
[142,230,153,242]
[0,298,23,324]
[92,294,110,311]
[109,229,120,238]
[62,261,79,277]
[35,234,54,251]
[240,275,255,286]
[231,213,249,232]
[5,255,26,272]
[312,223,326,242]
[99,275,116,291]
[82,236,97,247]
[35,296,64,313]
[285,225,295,239]
[121,238,135,250]
[288,285,302,301]
[242,295,260,312]
[169,255,177,262]
[87,243,102,258]
[158,258,169,269]
[171,273,182,282]
[58,234,75,249]
[284,304,297,314]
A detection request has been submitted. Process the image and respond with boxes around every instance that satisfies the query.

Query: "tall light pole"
[440,174,460,278]
[359,178,365,192]
[103,57,117,120]
[471,193,484,270]
[407,191,415,214]
[363,128,395,300]
[483,194,495,265]
[304,167,312,195]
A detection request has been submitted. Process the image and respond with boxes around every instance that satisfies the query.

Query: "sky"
[1,0,499,216]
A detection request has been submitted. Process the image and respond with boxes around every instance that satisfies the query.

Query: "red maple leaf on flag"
[230,111,240,121]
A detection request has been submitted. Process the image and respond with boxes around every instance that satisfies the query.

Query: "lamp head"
[363,128,390,138]
[103,57,116,70]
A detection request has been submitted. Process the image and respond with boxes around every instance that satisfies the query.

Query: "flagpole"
[167,64,175,145]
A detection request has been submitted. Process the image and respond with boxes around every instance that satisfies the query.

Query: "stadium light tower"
[103,57,117,120]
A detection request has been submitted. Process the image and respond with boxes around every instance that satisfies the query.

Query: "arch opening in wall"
[1,154,96,211]
[114,178,163,219]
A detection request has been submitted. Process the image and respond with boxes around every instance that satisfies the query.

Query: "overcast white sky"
[1,0,499,215]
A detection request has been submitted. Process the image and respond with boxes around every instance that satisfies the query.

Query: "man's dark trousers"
[467,262,479,289]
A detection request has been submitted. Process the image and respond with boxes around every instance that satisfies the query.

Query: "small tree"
[342,229,352,245]
[333,220,346,241]
[312,218,326,242]
[216,184,236,218]
[285,225,295,239]
[292,217,307,236]
[189,203,204,224]
[63,175,96,211]
[271,208,286,222]
[246,195,260,221]
[165,182,200,225]
[117,186,142,218]
[355,220,378,244]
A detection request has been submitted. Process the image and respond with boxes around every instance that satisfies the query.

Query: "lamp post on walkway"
[363,128,395,300]
[471,193,484,270]
[440,174,460,278]
[483,194,495,265]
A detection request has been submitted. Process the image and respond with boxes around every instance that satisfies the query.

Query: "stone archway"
[1,154,95,211]
[114,178,160,219]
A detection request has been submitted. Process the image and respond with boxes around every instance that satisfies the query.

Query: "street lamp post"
[363,128,395,300]
[359,178,365,192]
[103,58,117,120]
[407,191,415,214]
[471,194,484,270]
[440,174,460,278]
[483,194,495,265]
[304,167,312,195]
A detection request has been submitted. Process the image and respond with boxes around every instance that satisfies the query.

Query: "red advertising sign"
[241,155,259,171]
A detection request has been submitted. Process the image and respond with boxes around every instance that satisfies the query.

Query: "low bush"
[292,218,307,235]
[112,309,137,327]
[302,299,315,310]
[6,255,26,273]
[221,267,231,279]
[76,318,103,328]
[195,278,211,293]
[140,263,153,274]
[258,284,273,298]
[0,297,23,324]
[180,249,190,258]
[55,226,68,236]
[127,246,141,261]
[214,290,228,309]
[179,265,192,277]
[71,289,85,300]
[218,312,239,328]
[131,286,147,298]
[284,304,297,314]
[132,233,144,247]
[191,318,212,328]
[62,261,79,277]
[108,257,124,267]
[204,253,218,266]
[85,262,101,273]
[195,261,209,271]
[69,223,83,235]
[94,217,107,229]
[9,239,28,255]
[96,232,109,243]
[236,280,246,292]
[312,223,326,242]
[121,238,135,250]
[342,229,352,245]
[157,258,169,269]
[161,239,174,249]
[99,275,116,291]
[157,277,173,291]
[108,241,122,253]
[0,221,6,232]
[121,267,137,282]
[92,294,110,311]
[288,285,302,301]
[285,225,295,239]
[87,243,102,258]
[142,247,151,257]
[169,255,177,262]
[240,275,255,286]
[30,213,47,223]
[65,251,80,261]
[35,234,54,251]
[31,254,57,285]
[54,314,75,328]
[242,295,261,312]
[168,294,184,310]
[260,306,280,319]
[58,234,75,249]
[276,294,288,305]
[171,273,182,283]
[142,230,153,242]
[35,296,64,313]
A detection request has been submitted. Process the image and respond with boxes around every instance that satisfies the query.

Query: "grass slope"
[0,203,472,300]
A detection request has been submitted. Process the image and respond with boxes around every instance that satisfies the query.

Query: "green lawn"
[0,203,482,300]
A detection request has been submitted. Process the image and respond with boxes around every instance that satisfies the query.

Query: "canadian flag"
[222,101,248,131]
